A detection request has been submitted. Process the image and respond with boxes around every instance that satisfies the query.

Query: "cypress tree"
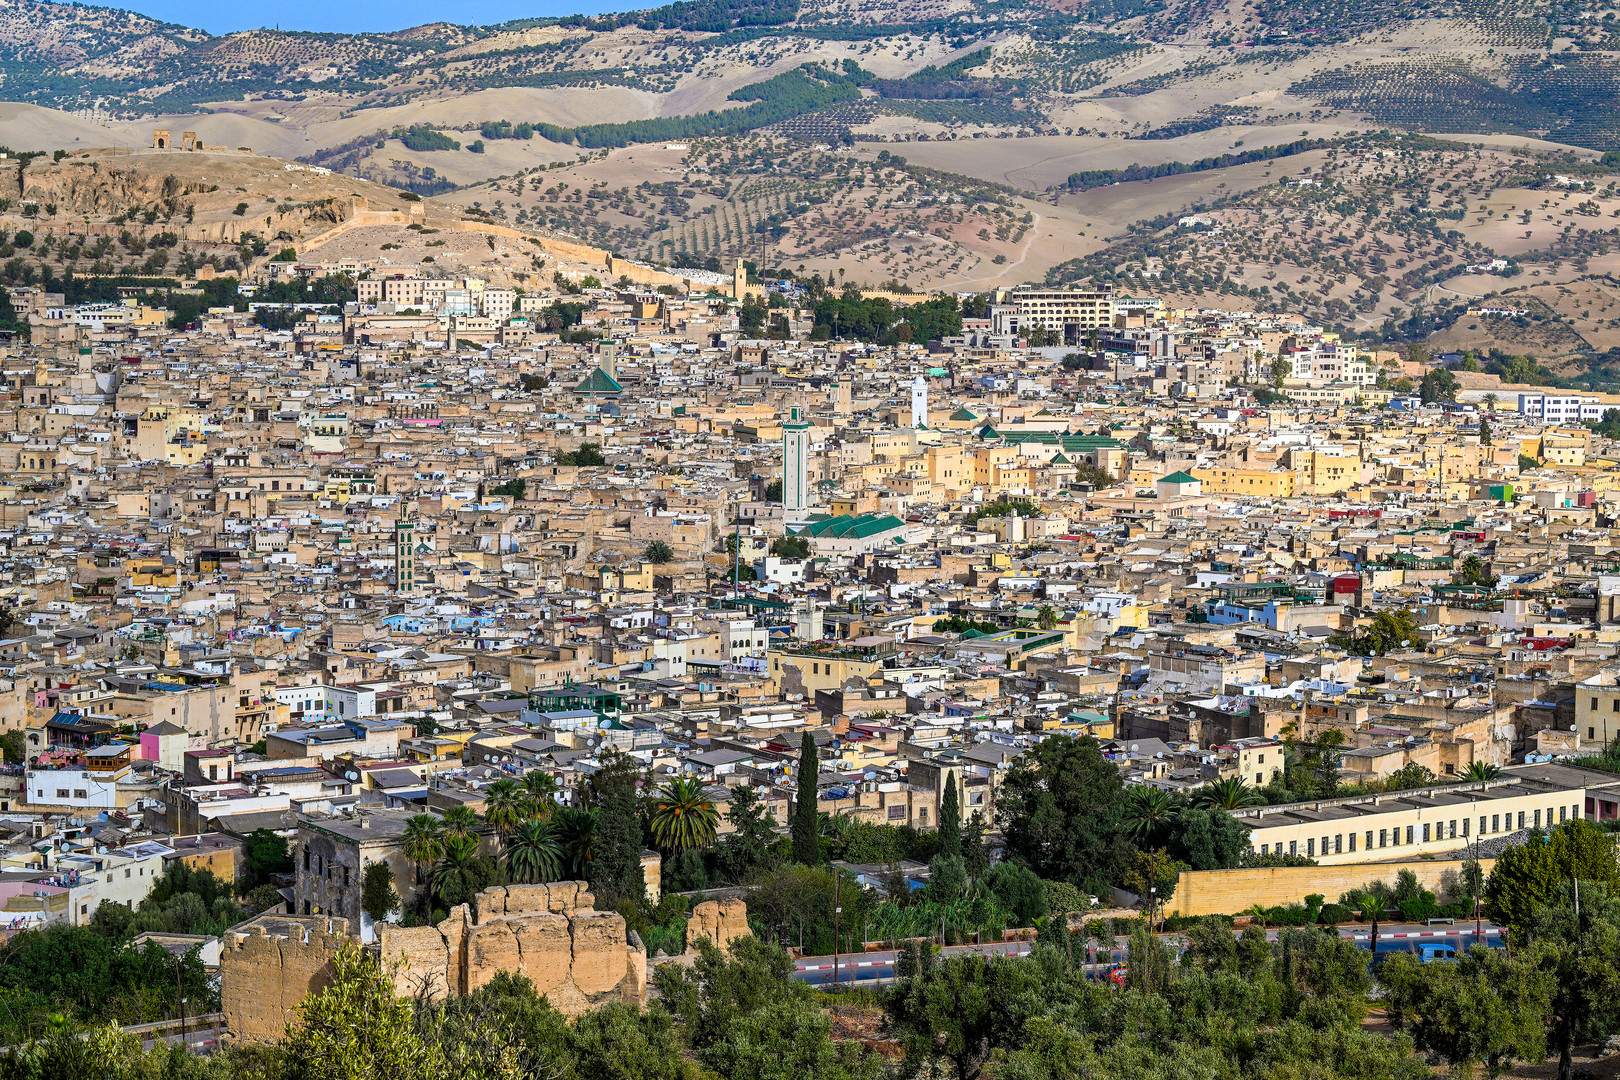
[939,773,961,858]
[793,730,820,865]
[586,750,645,909]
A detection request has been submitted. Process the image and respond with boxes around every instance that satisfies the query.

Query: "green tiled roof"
[950,407,979,421]
[997,430,1125,451]
[1159,471,1200,484]
[797,513,906,539]
[575,367,623,395]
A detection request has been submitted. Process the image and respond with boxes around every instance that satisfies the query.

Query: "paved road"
[793,922,1505,987]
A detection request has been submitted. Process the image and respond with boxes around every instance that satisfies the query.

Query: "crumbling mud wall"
[685,897,751,957]
[376,881,647,1015]
[219,916,351,1044]
[219,881,649,1043]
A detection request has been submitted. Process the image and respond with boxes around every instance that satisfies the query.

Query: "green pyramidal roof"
[950,407,979,421]
[1159,471,1200,484]
[575,367,623,394]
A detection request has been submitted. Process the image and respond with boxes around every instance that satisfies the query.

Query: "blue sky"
[113,0,622,34]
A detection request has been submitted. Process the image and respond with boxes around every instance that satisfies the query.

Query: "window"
[124,869,131,879]
[1379,829,1387,848]
[1449,821,1457,839]
[1289,841,1297,856]
[1334,835,1342,854]
[1306,838,1315,857]
[1535,809,1542,828]
[1260,844,1269,855]
[1492,814,1500,833]
[1365,830,1373,850]
[1406,826,1414,845]
[887,805,905,820]
[1422,824,1430,843]
[73,789,86,799]
[1349,833,1358,852]
[55,789,68,799]
[1518,812,1526,831]
[1561,805,1568,823]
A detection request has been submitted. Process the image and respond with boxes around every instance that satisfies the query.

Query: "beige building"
[1231,766,1593,866]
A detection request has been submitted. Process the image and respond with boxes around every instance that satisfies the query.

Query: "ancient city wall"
[684,897,751,955]
[375,881,646,1014]
[218,916,351,1044]
[220,882,650,1043]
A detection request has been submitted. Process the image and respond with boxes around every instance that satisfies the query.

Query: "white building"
[1518,393,1606,423]
[273,683,378,721]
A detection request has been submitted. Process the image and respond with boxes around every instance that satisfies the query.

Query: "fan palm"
[1196,777,1265,810]
[649,778,719,853]
[1122,786,1179,847]
[520,770,560,818]
[400,814,444,895]
[505,817,564,885]
[551,806,599,879]
[430,833,483,909]
[483,779,525,846]
[441,804,480,841]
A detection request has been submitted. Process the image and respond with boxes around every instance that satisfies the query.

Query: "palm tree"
[520,770,559,818]
[482,779,525,847]
[1035,605,1059,631]
[1461,761,1502,782]
[441,804,479,841]
[504,818,564,885]
[552,806,599,879]
[1349,882,1396,955]
[400,814,444,897]
[1122,786,1178,848]
[1196,777,1264,810]
[649,778,720,853]
[430,833,483,909]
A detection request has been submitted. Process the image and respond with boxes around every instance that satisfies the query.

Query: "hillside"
[12,0,1620,351]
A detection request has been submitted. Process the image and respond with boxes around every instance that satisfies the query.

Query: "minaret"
[395,514,416,593]
[911,375,928,428]
[598,341,617,382]
[782,406,809,515]
[732,259,748,303]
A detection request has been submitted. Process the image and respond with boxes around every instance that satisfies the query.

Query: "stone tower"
[395,515,416,593]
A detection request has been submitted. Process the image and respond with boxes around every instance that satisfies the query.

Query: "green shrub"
[1317,903,1352,925]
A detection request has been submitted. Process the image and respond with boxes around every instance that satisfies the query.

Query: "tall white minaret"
[782,406,809,514]
[911,375,927,428]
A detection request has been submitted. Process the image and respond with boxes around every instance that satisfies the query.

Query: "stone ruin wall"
[220,884,754,1045]
[375,881,647,1014]
[219,916,352,1044]
[684,897,750,956]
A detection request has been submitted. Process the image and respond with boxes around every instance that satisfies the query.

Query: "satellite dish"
[344,770,358,781]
